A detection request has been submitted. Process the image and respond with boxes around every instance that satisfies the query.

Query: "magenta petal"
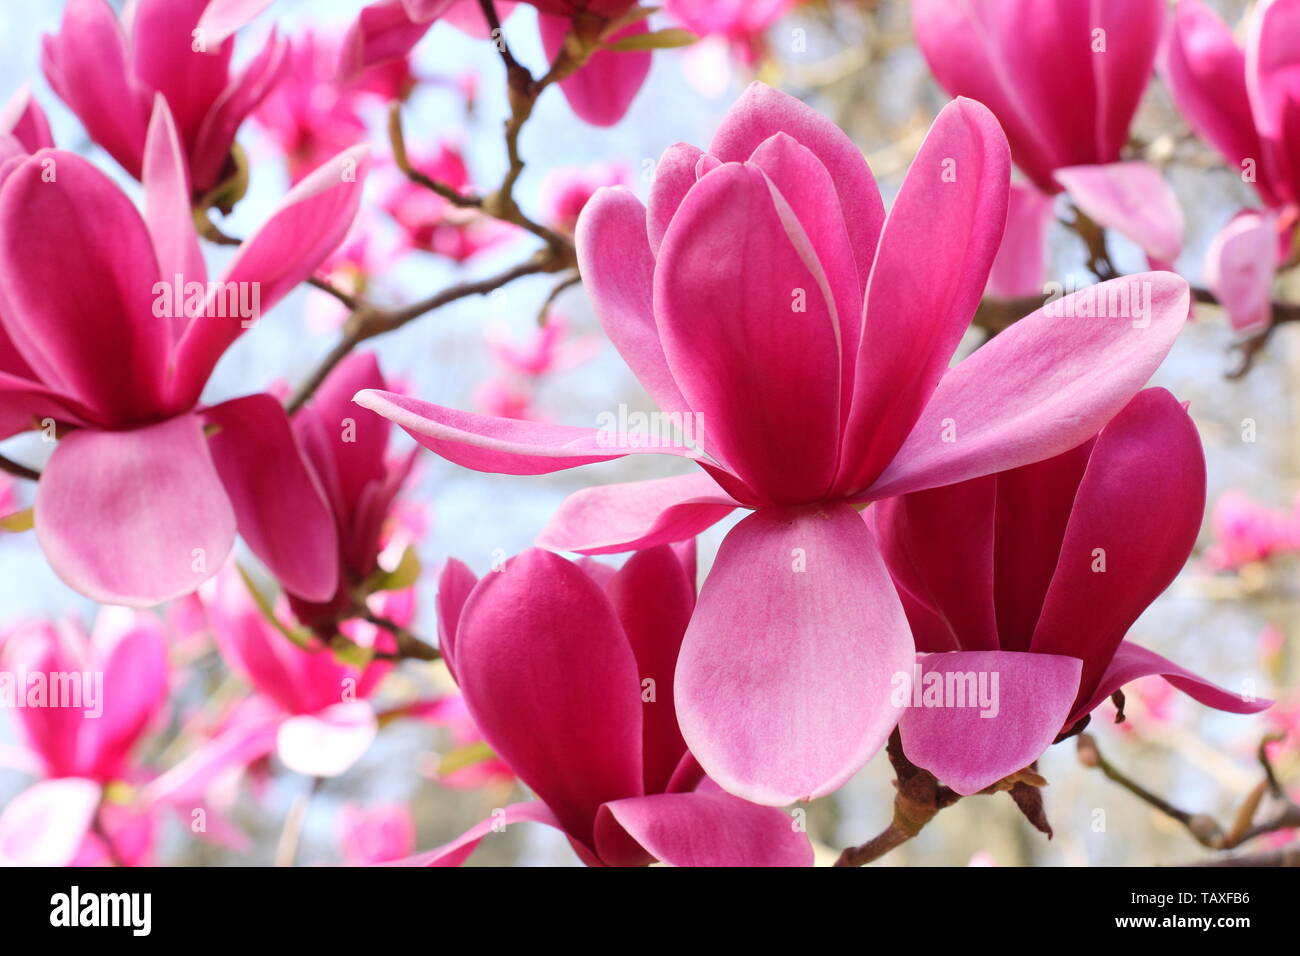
[574,187,692,418]
[539,15,651,127]
[987,183,1055,299]
[599,791,813,867]
[0,149,169,423]
[354,389,695,475]
[1069,641,1272,725]
[1161,0,1269,202]
[82,616,169,781]
[42,0,151,179]
[710,82,884,285]
[1205,209,1277,335]
[647,142,706,255]
[276,701,378,778]
[455,549,644,846]
[0,85,55,151]
[871,476,999,652]
[435,557,477,679]
[131,0,234,148]
[196,0,276,44]
[0,778,101,867]
[204,394,340,603]
[143,96,206,328]
[35,414,235,606]
[675,504,914,805]
[839,97,1010,494]
[173,145,370,403]
[383,801,563,867]
[607,546,694,793]
[1056,162,1184,265]
[537,472,738,555]
[1030,389,1205,702]
[340,0,436,78]
[654,161,843,501]
[867,272,1189,499]
[898,650,1082,796]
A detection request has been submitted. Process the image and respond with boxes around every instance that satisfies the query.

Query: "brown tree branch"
[0,451,40,482]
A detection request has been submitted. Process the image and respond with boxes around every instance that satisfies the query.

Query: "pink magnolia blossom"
[287,352,419,628]
[383,144,515,261]
[0,610,168,865]
[871,389,1270,795]
[338,802,416,864]
[355,83,1192,804]
[914,0,1183,271]
[665,0,794,68]
[205,564,396,778]
[542,162,630,236]
[1204,489,1300,570]
[0,99,369,606]
[342,1,651,127]
[43,0,288,197]
[252,30,391,184]
[474,313,599,419]
[1162,0,1300,333]
[395,545,812,866]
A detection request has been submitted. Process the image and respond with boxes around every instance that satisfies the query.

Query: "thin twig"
[285,253,555,414]
[0,451,40,482]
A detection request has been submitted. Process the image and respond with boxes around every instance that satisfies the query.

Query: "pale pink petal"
[0,778,101,867]
[1069,641,1272,725]
[646,142,705,255]
[1056,161,1184,265]
[574,187,693,418]
[898,650,1082,796]
[987,183,1054,299]
[382,800,562,867]
[144,711,282,805]
[675,504,914,805]
[277,701,378,777]
[353,389,697,475]
[838,97,1010,494]
[203,394,340,604]
[598,790,813,866]
[537,472,738,554]
[35,414,236,607]
[865,272,1189,500]
[196,0,277,44]
[1205,209,1277,335]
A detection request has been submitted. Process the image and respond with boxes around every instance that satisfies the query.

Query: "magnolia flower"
[356,83,1191,804]
[914,0,1182,273]
[338,802,416,865]
[342,0,652,127]
[383,144,515,261]
[43,0,288,198]
[205,564,397,778]
[287,352,419,628]
[541,162,630,236]
[1204,490,1300,570]
[0,610,168,865]
[1163,0,1300,333]
[0,98,369,606]
[871,389,1270,795]
[395,546,812,866]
